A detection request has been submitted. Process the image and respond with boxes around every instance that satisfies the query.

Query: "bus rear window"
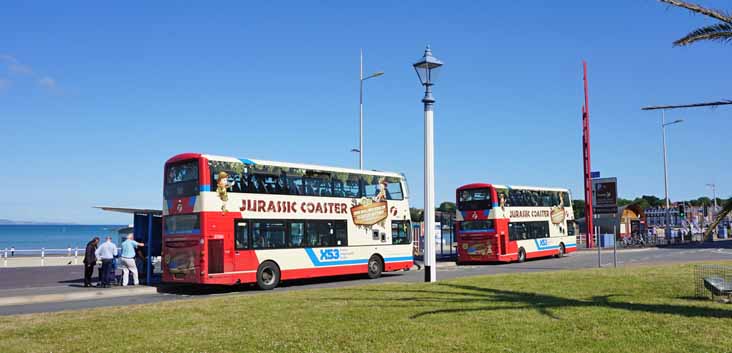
[165,160,200,199]
[458,188,492,211]
[164,214,200,235]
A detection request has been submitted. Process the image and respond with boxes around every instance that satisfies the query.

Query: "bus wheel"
[256,261,280,290]
[367,255,383,279]
[517,248,526,263]
[556,243,566,258]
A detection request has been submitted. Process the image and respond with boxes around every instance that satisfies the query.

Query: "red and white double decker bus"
[162,153,413,289]
[455,183,577,263]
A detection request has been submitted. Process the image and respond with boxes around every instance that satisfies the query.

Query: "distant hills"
[0,219,78,225]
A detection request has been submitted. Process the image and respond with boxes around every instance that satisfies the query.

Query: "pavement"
[1,244,732,315]
[0,285,156,306]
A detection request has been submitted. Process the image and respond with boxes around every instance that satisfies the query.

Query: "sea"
[0,225,125,251]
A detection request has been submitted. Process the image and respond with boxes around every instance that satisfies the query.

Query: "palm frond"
[659,0,732,23]
[704,197,732,241]
[674,23,732,46]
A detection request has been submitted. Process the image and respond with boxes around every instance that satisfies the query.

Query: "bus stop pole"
[146,214,152,285]
[613,224,617,268]
[596,225,601,268]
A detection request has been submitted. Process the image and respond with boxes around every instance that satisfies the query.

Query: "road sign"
[590,171,600,178]
[592,177,617,215]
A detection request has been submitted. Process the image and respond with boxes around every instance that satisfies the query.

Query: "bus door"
[503,221,518,257]
[232,220,259,273]
[208,238,224,274]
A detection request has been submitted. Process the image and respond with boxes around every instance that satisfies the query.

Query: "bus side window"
[335,221,347,246]
[391,221,411,245]
[234,221,249,250]
[385,177,404,200]
[364,177,379,198]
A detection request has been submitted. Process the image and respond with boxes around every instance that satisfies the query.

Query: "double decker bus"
[455,183,577,263]
[162,153,413,289]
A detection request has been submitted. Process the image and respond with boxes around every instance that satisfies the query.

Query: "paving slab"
[0,285,157,307]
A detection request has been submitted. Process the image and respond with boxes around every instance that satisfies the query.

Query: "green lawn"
[2,263,732,353]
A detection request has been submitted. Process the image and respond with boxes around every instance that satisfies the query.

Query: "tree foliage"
[573,200,585,219]
[705,197,732,241]
[659,0,732,46]
[437,202,456,213]
[410,208,424,222]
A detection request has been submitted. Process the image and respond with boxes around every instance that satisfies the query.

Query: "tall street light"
[357,49,384,170]
[706,183,717,237]
[661,110,683,241]
[413,45,442,283]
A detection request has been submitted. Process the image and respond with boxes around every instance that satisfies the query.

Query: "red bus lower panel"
[195,261,414,285]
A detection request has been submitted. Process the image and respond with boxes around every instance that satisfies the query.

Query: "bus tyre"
[556,243,566,258]
[367,255,383,279]
[517,248,526,263]
[256,261,280,290]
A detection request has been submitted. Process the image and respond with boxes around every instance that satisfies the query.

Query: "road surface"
[1,244,731,315]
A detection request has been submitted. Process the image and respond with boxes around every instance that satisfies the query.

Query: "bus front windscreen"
[164,160,200,199]
[164,214,200,235]
[458,188,492,211]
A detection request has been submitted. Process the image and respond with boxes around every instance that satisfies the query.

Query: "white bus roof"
[492,184,570,192]
[203,154,405,179]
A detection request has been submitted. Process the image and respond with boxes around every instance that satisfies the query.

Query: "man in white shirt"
[95,236,117,288]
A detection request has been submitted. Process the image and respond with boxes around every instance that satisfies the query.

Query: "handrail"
[2,247,81,267]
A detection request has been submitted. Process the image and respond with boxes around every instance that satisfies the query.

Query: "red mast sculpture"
[582,61,595,248]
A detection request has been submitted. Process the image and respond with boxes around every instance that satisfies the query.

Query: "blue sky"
[1,1,730,224]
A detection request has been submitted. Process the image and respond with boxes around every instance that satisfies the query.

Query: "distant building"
[576,202,731,239]
[576,204,645,237]
[636,204,729,231]
[645,206,681,228]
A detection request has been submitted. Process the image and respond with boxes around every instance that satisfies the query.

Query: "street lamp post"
[707,183,718,237]
[357,49,384,170]
[413,45,442,283]
[661,110,683,241]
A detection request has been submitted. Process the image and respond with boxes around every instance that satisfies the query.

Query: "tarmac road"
[2,244,732,315]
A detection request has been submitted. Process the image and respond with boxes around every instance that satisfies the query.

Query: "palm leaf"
[674,22,732,46]
[704,197,732,241]
[659,0,732,23]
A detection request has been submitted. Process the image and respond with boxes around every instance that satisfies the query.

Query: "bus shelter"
[95,206,162,285]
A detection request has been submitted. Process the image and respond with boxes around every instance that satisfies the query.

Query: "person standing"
[95,236,117,288]
[82,237,100,287]
[119,234,144,286]
[10,246,14,257]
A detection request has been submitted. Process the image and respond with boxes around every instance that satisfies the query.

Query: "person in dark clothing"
[83,237,100,287]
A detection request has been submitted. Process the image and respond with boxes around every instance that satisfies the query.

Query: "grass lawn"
[2,262,732,353]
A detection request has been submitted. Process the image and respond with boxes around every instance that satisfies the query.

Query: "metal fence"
[694,264,732,299]
[2,247,82,267]
[436,212,456,261]
[413,211,456,262]
[576,232,705,249]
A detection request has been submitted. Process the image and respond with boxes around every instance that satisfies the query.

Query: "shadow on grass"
[338,283,732,320]
[157,273,405,296]
[676,295,712,301]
